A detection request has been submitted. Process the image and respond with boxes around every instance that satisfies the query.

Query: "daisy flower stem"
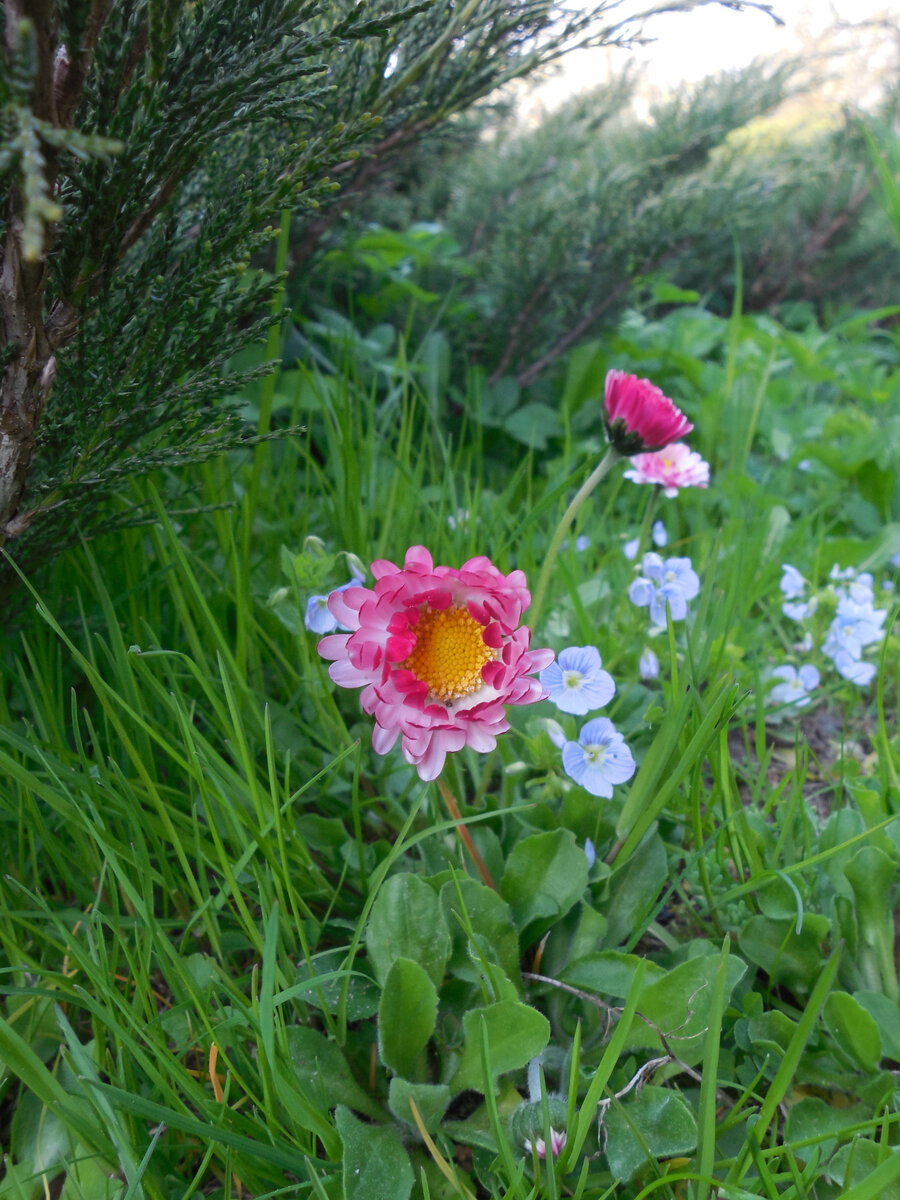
[531,447,622,632]
[604,836,624,867]
[435,776,498,892]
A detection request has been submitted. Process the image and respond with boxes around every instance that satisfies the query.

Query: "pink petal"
[403,545,434,573]
[386,633,416,661]
[351,638,385,672]
[463,724,498,754]
[406,738,446,780]
[317,633,350,661]
[372,723,400,754]
[482,622,504,649]
[327,585,368,628]
[329,658,373,688]
[467,599,490,625]
[428,589,453,610]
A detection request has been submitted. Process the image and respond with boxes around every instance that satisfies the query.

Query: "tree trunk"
[0,0,80,538]
[0,209,56,537]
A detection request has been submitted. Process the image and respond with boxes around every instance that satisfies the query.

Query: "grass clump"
[3,13,900,1195]
[2,285,900,1198]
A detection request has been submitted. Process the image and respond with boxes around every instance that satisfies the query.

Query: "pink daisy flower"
[623,442,710,497]
[317,545,554,780]
[603,369,693,455]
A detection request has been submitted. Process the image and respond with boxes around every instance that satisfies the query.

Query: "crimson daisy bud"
[511,1094,569,1160]
[603,369,693,455]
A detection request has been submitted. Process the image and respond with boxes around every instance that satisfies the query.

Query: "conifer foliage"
[0,0,414,573]
[0,0,780,580]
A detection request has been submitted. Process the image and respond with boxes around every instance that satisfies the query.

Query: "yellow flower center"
[401,604,497,702]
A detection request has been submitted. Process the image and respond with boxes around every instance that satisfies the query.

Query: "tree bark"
[0,210,60,537]
[0,0,90,537]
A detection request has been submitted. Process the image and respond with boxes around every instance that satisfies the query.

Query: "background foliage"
[3,2,900,1199]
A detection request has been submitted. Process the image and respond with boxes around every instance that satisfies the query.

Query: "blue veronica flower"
[629,553,700,625]
[305,594,337,634]
[780,564,806,600]
[779,564,816,620]
[829,565,876,607]
[625,524,667,562]
[639,647,660,680]
[847,574,875,605]
[829,564,856,583]
[831,650,877,687]
[543,718,567,749]
[768,664,819,708]
[304,577,364,635]
[783,600,815,621]
[540,645,615,715]
[562,718,635,798]
[824,599,886,660]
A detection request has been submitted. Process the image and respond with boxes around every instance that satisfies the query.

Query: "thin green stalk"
[238,208,292,671]
[634,485,660,559]
[694,936,730,1200]
[530,446,621,631]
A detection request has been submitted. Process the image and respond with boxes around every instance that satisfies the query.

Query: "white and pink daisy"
[622,442,710,498]
[317,545,554,780]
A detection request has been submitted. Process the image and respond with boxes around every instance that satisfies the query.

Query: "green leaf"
[844,845,899,1001]
[827,1139,900,1199]
[601,829,667,949]
[823,991,882,1072]
[604,1086,698,1182]
[451,1001,550,1095]
[59,1154,125,1200]
[286,1026,384,1121]
[9,1088,71,1180]
[0,1013,103,1159]
[442,1079,522,1152]
[366,873,451,988]
[388,1079,450,1134]
[378,958,438,1077]
[784,1096,867,1160]
[623,951,747,1066]
[651,281,700,304]
[614,677,737,862]
[439,876,521,989]
[738,914,831,991]
[294,949,381,1020]
[559,339,606,417]
[0,1159,48,1200]
[504,402,562,450]
[854,990,900,1060]
[500,830,588,947]
[727,947,842,1189]
[335,1106,414,1200]
[561,951,665,998]
[745,1010,797,1060]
